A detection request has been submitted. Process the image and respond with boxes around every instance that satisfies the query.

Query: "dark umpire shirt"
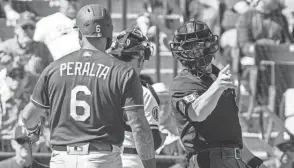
[30,49,144,146]
[169,65,242,153]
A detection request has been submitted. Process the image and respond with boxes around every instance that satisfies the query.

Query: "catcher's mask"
[170,20,219,76]
[109,29,154,61]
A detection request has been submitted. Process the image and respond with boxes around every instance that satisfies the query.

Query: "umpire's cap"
[74,4,113,39]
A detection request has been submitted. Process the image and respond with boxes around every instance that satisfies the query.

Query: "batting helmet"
[74,4,113,49]
[170,19,219,76]
[109,29,153,61]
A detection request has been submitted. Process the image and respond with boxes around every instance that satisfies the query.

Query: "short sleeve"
[143,87,159,129]
[30,67,50,109]
[169,75,205,117]
[121,69,144,110]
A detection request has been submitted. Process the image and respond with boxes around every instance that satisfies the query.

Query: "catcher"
[108,29,162,168]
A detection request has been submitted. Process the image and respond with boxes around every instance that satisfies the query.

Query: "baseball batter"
[33,0,80,60]
[21,4,156,168]
[108,29,162,168]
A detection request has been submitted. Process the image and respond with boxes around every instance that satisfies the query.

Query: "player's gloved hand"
[214,65,237,91]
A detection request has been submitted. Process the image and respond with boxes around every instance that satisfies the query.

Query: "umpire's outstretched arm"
[125,107,156,168]
[187,65,236,122]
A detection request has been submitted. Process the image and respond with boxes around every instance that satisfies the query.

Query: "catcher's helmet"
[170,19,219,76]
[109,29,153,61]
[74,4,113,49]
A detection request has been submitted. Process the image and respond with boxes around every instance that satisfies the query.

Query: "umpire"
[168,18,268,168]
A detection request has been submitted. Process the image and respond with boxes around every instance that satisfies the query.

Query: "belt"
[198,147,242,159]
[123,147,138,155]
[52,142,113,152]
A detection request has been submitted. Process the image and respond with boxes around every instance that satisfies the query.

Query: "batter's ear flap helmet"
[74,4,113,49]
[109,29,154,61]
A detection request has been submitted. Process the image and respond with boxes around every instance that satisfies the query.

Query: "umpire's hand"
[214,65,237,91]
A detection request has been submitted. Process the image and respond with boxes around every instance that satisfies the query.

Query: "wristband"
[247,156,263,168]
[26,121,42,136]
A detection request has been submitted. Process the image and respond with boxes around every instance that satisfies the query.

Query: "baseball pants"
[188,148,251,168]
[50,144,122,168]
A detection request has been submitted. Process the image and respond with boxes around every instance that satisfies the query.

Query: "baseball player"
[168,18,268,168]
[33,0,80,60]
[21,4,156,168]
[108,29,162,168]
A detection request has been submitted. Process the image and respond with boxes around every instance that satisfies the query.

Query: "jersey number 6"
[70,85,91,121]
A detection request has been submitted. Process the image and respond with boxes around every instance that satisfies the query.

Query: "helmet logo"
[96,25,102,37]
[96,25,101,32]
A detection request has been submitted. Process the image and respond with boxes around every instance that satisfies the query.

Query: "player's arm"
[125,108,156,168]
[21,66,50,141]
[22,102,46,129]
[143,87,162,150]
[121,69,156,168]
[173,82,222,122]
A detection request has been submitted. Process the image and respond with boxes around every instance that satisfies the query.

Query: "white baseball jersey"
[123,86,159,148]
[33,12,80,61]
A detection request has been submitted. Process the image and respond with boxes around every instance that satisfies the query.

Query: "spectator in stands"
[33,0,80,60]
[219,0,253,68]
[0,11,53,130]
[0,125,46,168]
[0,11,52,75]
[0,0,37,26]
[133,0,182,52]
[236,0,294,56]
[186,0,220,34]
[221,0,251,32]
[282,0,294,36]
[0,52,20,151]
